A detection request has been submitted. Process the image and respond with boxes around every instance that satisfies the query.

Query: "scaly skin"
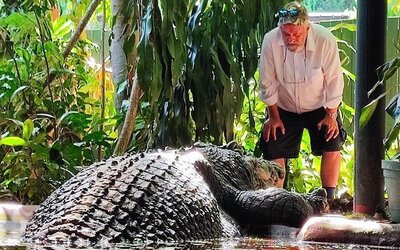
[197,146,328,232]
[23,145,326,245]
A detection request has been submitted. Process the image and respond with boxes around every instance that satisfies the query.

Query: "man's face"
[280,23,309,52]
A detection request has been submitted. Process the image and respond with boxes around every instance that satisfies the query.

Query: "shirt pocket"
[303,67,324,102]
[308,67,324,84]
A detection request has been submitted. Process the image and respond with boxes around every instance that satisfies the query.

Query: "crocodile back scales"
[23,149,239,244]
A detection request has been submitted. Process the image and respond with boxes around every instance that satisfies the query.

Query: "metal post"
[354,0,387,214]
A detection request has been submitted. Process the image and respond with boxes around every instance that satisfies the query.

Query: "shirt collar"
[306,24,316,52]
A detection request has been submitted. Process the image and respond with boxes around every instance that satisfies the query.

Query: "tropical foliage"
[0,0,288,204]
[359,1,400,160]
[388,0,400,16]
[133,0,286,149]
[360,53,400,160]
[0,0,115,203]
[0,0,358,204]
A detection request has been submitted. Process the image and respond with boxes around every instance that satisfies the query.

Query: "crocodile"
[23,144,327,245]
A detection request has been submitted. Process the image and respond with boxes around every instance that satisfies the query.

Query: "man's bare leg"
[273,158,286,188]
[321,151,341,199]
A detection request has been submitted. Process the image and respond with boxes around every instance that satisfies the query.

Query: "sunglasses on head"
[275,8,300,18]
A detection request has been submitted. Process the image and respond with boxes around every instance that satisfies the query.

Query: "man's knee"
[322,151,341,160]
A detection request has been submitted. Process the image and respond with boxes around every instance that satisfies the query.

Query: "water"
[1,236,399,249]
[0,204,398,249]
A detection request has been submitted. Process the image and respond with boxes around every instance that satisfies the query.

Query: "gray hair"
[277,1,309,26]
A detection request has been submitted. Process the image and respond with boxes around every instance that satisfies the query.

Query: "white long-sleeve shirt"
[259,23,344,114]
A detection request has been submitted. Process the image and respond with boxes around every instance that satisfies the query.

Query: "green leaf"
[138,42,154,89]
[329,22,356,32]
[137,3,154,90]
[117,80,128,95]
[123,31,138,56]
[157,0,165,22]
[0,137,28,146]
[337,39,356,54]
[384,123,400,150]
[22,119,34,141]
[58,111,80,124]
[217,35,238,80]
[6,118,24,127]
[151,48,163,103]
[10,86,30,101]
[385,94,400,119]
[383,94,400,150]
[369,57,400,97]
[242,0,256,28]
[35,113,56,121]
[210,49,231,86]
[83,131,107,143]
[15,47,31,75]
[138,3,153,50]
[52,16,74,38]
[0,13,36,42]
[342,67,355,82]
[359,92,387,129]
[45,41,64,64]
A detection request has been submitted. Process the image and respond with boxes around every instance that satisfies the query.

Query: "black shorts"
[260,107,347,160]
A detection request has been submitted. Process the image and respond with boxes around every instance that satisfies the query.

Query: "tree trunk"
[62,0,102,59]
[111,0,142,155]
[43,0,102,89]
[113,75,143,155]
[110,0,129,113]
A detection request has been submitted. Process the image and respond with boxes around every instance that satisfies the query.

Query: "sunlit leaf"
[359,92,387,129]
[0,12,36,42]
[0,137,28,146]
[329,22,356,32]
[342,67,355,82]
[22,119,34,141]
[52,16,74,38]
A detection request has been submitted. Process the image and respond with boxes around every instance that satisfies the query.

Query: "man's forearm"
[267,103,281,120]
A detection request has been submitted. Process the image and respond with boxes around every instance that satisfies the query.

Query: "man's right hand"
[263,117,285,142]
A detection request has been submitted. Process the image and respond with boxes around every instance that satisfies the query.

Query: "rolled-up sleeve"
[323,38,344,109]
[259,35,279,106]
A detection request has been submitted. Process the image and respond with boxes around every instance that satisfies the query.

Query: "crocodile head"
[245,157,284,189]
[306,188,329,214]
[196,144,285,192]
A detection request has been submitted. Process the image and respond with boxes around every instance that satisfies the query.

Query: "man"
[258,1,346,200]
